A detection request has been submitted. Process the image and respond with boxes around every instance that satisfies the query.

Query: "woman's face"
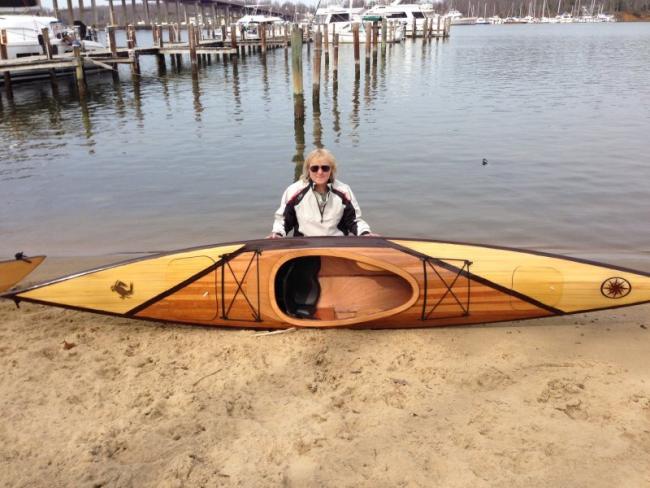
[308,159,332,187]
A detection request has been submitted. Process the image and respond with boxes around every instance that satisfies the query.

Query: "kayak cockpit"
[271,253,419,327]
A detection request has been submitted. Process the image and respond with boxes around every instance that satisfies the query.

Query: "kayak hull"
[3,237,649,329]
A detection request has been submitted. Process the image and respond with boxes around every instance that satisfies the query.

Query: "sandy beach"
[1,257,649,487]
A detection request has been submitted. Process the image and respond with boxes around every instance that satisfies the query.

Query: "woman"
[268,149,376,238]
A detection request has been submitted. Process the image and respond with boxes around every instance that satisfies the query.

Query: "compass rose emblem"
[600,277,631,299]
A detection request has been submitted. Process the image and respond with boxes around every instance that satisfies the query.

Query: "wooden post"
[333,31,339,76]
[221,24,226,43]
[352,23,360,73]
[107,25,117,55]
[73,45,86,96]
[0,29,12,96]
[108,0,116,25]
[422,18,428,40]
[261,22,267,53]
[91,0,98,27]
[189,23,198,71]
[437,14,441,37]
[78,0,85,24]
[52,0,61,20]
[291,25,304,120]
[312,30,321,105]
[131,0,137,24]
[211,4,218,38]
[164,0,171,25]
[364,22,371,62]
[143,0,150,25]
[120,0,128,26]
[323,23,329,65]
[230,23,237,54]
[66,0,75,24]
[381,18,387,53]
[372,22,378,53]
[412,17,417,39]
[41,27,54,58]
[175,0,180,25]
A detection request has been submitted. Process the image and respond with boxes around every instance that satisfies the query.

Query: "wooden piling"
[73,45,86,96]
[422,18,428,40]
[291,25,304,120]
[175,0,181,25]
[189,23,198,71]
[261,22,267,53]
[365,22,371,62]
[66,0,75,24]
[91,0,98,26]
[41,28,54,59]
[221,24,226,43]
[381,18,387,54]
[107,26,117,55]
[143,0,150,25]
[412,17,417,39]
[52,0,61,20]
[323,24,329,65]
[131,0,137,24]
[0,29,12,97]
[211,4,218,38]
[352,23,360,66]
[333,32,339,76]
[78,0,85,23]
[312,31,321,105]
[164,0,171,25]
[121,0,128,26]
[108,0,116,25]
[372,22,378,53]
[230,23,237,54]
[437,15,441,37]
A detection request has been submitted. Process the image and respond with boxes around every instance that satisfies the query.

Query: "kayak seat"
[275,256,321,319]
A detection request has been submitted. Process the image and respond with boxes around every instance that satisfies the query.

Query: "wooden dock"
[0,21,290,93]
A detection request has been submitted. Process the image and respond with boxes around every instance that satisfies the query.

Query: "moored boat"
[3,237,649,330]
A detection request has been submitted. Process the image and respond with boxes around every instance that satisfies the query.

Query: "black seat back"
[275,257,321,319]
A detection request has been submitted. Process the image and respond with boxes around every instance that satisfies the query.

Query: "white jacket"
[272,179,371,237]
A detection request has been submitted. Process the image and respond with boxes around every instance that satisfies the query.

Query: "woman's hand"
[266,232,283,239]
[361,232,381,237]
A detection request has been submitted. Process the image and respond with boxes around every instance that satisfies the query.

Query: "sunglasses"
[309,165,331,173]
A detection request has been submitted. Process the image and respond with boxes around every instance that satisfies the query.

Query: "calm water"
[1,23,649,266]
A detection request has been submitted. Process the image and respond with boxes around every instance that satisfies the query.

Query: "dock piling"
[0,29,12,97]
[73,45,86,97]
[312,30,321,107]
[291,25,304,121]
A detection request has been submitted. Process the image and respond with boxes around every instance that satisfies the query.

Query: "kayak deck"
[3,237,649,329]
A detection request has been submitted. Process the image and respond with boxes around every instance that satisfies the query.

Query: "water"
[1,23,649,267]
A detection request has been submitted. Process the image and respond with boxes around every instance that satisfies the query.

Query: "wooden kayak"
[1,237,648,329]
[0,254,46,293]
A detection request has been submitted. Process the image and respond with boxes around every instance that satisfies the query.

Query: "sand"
[1,257,649,487]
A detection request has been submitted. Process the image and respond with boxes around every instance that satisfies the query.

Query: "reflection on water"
[1,24,650,267]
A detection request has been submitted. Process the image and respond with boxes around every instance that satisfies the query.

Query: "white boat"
[0,15,103,60]
[446,9,476,25]
[314,1,405,44]
[236,14,284,40]
[365,0,439,37]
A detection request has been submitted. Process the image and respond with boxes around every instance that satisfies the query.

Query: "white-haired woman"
[268,148,377,238]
